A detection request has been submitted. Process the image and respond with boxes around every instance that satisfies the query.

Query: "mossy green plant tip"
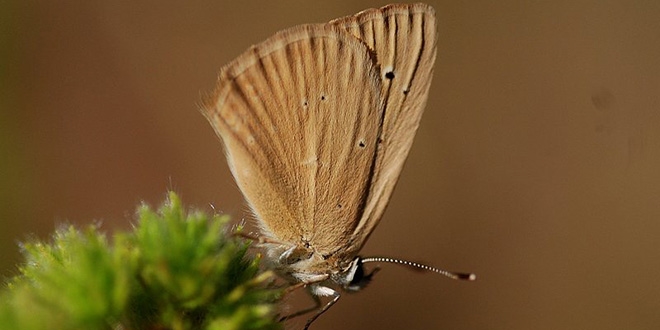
[0,192,283,330]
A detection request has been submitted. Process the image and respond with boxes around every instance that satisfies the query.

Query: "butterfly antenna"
[361,257,476,281]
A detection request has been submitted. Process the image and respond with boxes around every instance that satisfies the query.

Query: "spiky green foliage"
[0,192,282,330]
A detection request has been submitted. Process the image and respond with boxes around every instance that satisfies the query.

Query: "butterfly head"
[336,256,380,292]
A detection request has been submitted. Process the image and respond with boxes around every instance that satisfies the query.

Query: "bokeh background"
[2,1,659,329]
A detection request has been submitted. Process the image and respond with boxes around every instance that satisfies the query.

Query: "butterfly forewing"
[329,3,438,255]
[203,25,385,255]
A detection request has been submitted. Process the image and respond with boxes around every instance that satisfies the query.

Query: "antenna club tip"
[458,273,477,281]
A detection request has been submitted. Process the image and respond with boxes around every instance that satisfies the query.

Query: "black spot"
[385,71,395,80]
[320,95,326,101]
[403,89,410,95]
[358,141,366,148]
[337,204,342,209]
[303,100,308,106]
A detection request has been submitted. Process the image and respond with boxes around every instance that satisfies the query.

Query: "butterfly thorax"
[265,240,373,295]
[262,243,374,293]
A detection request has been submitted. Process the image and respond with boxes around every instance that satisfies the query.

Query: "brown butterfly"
[202,3,474,329]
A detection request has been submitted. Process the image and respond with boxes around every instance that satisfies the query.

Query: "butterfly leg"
[278,275,329,317]
[278,291,321,322]
[303,286,341,330]
[233,232,289,246]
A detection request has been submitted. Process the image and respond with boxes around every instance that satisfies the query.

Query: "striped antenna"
[361,257,476,281]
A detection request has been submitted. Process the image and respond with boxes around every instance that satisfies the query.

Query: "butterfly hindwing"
[330,3,438,256]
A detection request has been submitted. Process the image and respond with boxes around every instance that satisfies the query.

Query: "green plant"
[0,192,282,330]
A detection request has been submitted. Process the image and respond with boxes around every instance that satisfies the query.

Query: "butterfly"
[202,3,474,329]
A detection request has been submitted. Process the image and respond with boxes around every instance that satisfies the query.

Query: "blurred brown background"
[2,1,659,329]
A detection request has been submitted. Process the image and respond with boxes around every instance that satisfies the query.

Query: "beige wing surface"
[329,3,438,256]
[203,25,385,255]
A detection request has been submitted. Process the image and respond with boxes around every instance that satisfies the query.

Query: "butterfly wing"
[329,3,438,256]
[203,25,385,256]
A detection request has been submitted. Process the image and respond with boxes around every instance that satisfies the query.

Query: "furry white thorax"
[262,243,367,294]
